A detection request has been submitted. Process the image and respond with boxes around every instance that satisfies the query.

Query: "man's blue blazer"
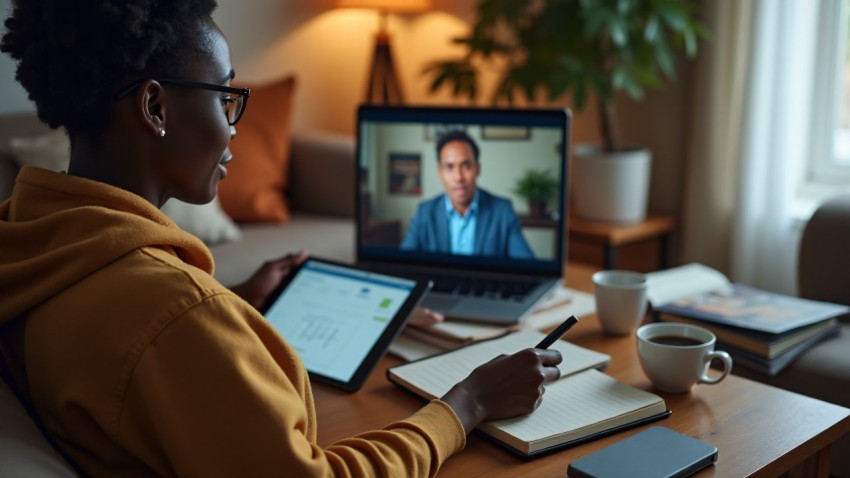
[400,188,534,259]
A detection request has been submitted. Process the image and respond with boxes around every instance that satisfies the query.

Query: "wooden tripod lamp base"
[366,32,403,104]
[335,0,432,105]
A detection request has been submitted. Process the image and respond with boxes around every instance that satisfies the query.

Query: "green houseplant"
[426,0,707,222]
[513,168,559,218]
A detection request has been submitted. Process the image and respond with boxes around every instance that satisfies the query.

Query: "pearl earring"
[159,128,166,137]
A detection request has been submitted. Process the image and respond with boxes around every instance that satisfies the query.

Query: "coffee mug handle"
[699,350,733,385]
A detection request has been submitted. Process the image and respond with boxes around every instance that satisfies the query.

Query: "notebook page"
[480,370,663,448]
[389,328,610,398]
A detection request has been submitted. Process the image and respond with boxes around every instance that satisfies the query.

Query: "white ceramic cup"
[592,270,648,335]
[636,322,733,393]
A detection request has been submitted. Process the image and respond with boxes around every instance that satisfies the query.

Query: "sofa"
[0,111,356,476]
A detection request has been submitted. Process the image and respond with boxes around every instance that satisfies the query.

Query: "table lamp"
[336,0,432,104]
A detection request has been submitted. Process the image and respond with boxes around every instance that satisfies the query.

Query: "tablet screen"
[262,258,429,390]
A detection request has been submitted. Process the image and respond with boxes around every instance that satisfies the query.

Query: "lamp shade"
[335,0,432,12]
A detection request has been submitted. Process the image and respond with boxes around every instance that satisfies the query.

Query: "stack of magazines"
[646,264,848,375]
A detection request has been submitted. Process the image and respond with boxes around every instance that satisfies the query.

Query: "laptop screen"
[356,106,571,276]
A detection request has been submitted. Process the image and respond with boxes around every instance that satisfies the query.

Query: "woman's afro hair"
[1,0,217,134]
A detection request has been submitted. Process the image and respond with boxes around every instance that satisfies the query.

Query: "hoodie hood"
[0,166,214,324]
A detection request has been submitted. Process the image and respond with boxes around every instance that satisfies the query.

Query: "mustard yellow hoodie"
[0,167,465,477]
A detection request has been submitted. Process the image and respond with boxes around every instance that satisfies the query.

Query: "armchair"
[735,193,850,477]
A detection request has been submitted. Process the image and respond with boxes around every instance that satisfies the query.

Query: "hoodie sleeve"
[115,293,465,477]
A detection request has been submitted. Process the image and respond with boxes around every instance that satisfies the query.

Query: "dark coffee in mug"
[648,335,705,347]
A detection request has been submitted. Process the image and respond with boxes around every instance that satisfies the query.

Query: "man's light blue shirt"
[401,188,534,258]
[444,192,479,255]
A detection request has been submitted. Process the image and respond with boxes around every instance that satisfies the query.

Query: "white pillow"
[160,197,241,244]
[9,130,69,171]
[9,131,241,245]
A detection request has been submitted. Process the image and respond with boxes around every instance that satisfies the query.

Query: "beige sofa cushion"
[209,214,354,288]
[0,378,76,477]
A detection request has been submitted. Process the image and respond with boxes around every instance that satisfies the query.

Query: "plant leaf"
[655,41,675,78]
[658,1,689,32]
[683,27,697,57]
[420,0,708,112]
[610,17,628,47]
[644,15,660,43]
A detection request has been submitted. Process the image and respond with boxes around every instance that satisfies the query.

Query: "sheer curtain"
[682,0,817,294]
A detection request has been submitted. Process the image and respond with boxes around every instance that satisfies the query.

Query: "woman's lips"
[218,156,232,177]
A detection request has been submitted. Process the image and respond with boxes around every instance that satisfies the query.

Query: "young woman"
[0,1,562,476]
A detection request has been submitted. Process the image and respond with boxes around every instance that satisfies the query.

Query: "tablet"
[259,257,431,392]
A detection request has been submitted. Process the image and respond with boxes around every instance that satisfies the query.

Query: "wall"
[0,0,34,115]
[0,0,597,134]
[214,0,461,135]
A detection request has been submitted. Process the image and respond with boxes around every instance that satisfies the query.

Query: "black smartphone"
[567,426,718,478]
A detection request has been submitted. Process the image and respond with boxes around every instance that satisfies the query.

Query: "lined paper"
[481,370,664,451]
[389,328,610,398]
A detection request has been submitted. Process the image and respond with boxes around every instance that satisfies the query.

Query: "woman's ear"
[136,80,168,138]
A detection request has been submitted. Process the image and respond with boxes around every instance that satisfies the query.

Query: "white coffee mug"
[593,270,648,335]
[636,323,733,393]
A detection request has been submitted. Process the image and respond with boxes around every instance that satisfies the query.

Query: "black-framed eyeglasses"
[114,78,250,126]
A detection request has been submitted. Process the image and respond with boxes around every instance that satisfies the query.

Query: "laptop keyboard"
[429,275,541,301]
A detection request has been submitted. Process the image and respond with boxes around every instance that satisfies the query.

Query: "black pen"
[535,315,579,349]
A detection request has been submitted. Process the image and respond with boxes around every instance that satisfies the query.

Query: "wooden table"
[569,214,676,270]
[313,263,850,477]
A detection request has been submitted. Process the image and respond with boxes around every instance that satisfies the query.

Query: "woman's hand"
[440,348,562,433]
[230,250,309,308]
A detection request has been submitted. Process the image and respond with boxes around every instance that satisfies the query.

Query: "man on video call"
[401,130,534,259]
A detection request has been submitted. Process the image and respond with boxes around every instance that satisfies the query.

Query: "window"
[808,0,850,184]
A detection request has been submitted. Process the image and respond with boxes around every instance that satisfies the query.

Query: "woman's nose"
[229,125,237,139]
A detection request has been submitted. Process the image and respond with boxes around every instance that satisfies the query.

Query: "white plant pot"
[571,145,652,223]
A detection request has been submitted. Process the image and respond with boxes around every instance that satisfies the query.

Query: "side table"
[568,214,676,270]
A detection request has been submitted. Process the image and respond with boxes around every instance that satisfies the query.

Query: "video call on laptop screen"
[356,106,571,275]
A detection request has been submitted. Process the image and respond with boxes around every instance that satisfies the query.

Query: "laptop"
[355,106,571,325]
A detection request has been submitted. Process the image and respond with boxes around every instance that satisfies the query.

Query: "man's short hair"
[436,130,480,164]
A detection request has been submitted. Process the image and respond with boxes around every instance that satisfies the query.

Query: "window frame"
[807,0,850,184]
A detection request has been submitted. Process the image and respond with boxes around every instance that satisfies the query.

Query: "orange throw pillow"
[218,75,296,223]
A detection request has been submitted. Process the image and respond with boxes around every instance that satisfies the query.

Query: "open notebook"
[387,329,669,457]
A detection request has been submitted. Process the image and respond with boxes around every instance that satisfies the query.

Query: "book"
[715,323,841,375]
[646,264,849,335]
[387,328,669,457]
[656,314,840,359]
